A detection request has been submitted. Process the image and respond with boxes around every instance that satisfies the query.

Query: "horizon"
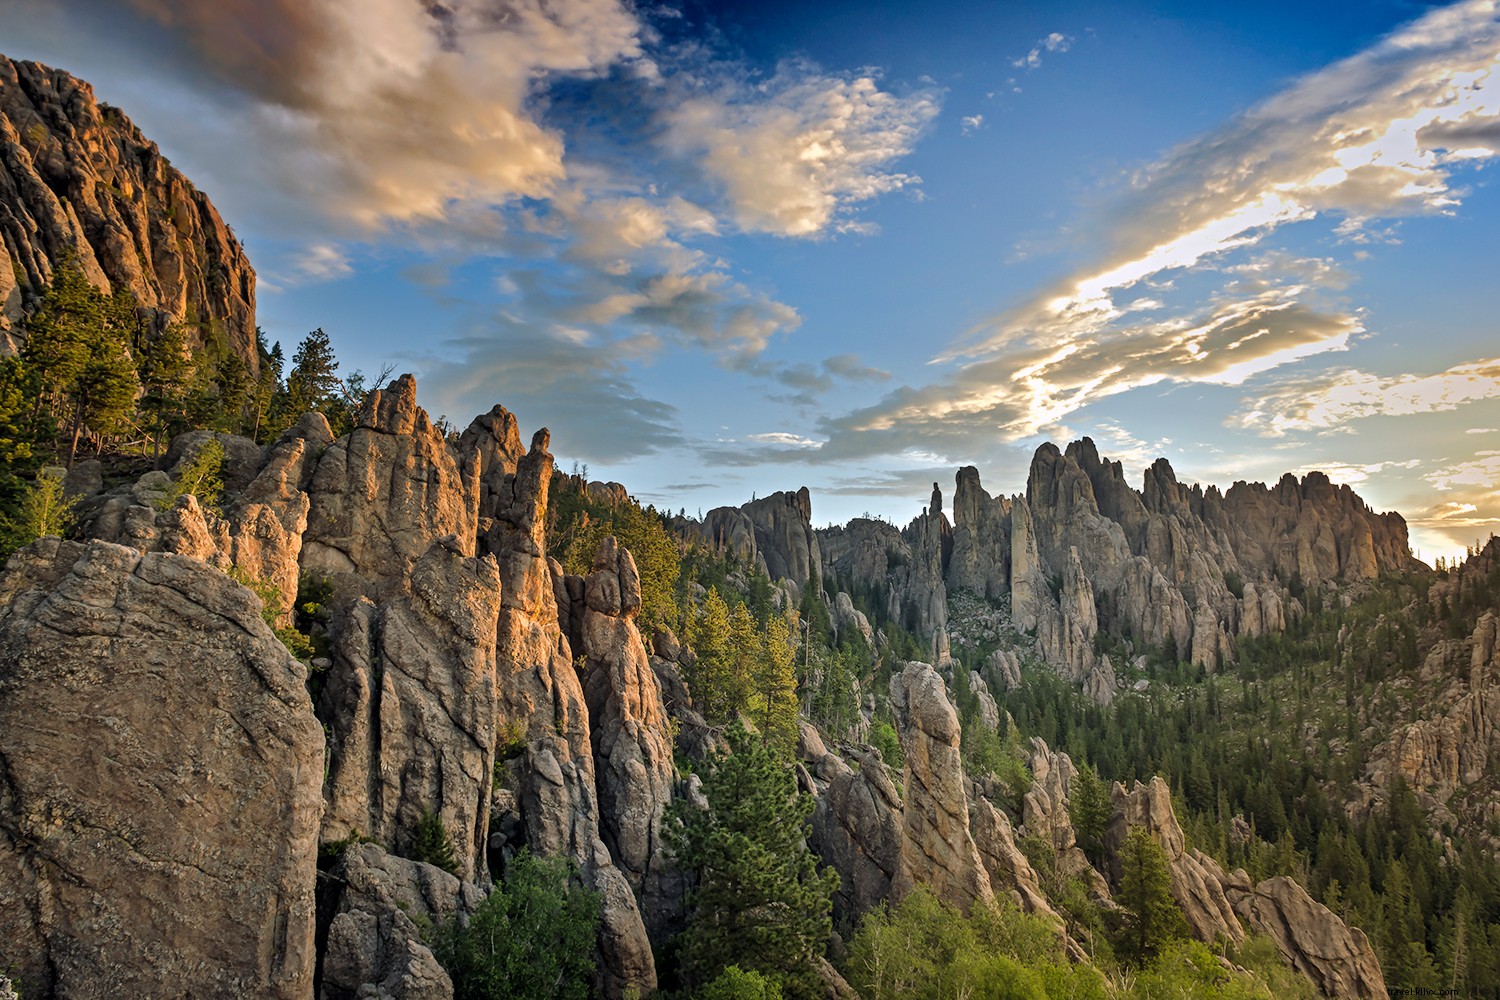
[5,0,1499,565]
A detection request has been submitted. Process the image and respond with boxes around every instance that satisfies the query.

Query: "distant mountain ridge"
[0,55,257,369]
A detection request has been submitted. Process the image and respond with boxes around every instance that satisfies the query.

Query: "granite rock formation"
[0,56,256,366]
[0,540,323,999]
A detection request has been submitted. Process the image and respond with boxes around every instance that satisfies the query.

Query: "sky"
[5,0,1500,564]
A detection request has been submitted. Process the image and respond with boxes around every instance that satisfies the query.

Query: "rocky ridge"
[0,56,257,366]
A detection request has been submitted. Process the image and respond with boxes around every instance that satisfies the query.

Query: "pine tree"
[1069,763,1111,866]
[409,810,459,876]
[20,257,139,467]
[1114,827,1186,965]
[666,722,840,996]
[751,615,799,754]
[286,327,340,417]
[687,589,734,723]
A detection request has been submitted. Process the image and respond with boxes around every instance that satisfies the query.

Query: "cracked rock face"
[0,57,258,364]
[319,844,486,1000]
[0,540,324,999]
[579,537,679,939]
[1231,877,1387,1000]
[303,374,478,584]
[889,661,993,912]
[320,541,503,882]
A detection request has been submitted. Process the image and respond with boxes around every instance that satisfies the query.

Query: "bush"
[0,468,76,559]
[435,850,601,1000]
[408,810,459,876]
[870,720,904,769]
[156,437,224,513]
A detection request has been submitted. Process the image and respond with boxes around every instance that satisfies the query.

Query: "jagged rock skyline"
[5,2,1498,564]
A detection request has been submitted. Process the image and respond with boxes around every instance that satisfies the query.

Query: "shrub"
[435,850,601,1000]
[409,811,459,876]
[156,437,224,514]
[0,468,76,559]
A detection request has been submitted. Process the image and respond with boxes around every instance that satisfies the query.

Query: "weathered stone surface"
[810,749,904,922]
[968,791,1058,922]
[744,487,822,587]
[0,540,322,999]
[580,537,679,938]
[890,661,992,912]
[1367,606,1500,842]
[948,465,1011,599]
[1021,740,1105,894]
[1231,876,1387,1000]
[1106,776,1244,945]
[320,540,502,881]
[304,374,478,583]
[473,422,657,999]
[0,57,257,365]
[319,844,484,1000]
[832,591,875,650]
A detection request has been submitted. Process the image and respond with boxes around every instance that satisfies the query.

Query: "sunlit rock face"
[0,56,258,366]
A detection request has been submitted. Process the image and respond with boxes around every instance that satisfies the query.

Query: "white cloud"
[1427,450,1500,492]
[659,61,940,237]
[797,1,1500,465]
[284,242,353,284]
[1236,358,1500,436]
[962,114,984,135]
[1012,32,1072,70]
[745,432,822,448]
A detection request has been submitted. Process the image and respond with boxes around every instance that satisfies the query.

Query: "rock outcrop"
[744,487,821,589]
[319,541,502,881]
[889,662,993,911]
[303,375,478,584]
[470,417,657,998]
[319,844,484,1000]
[1106,777,1244,945]
[0,540,323,999]
[578,536,678,937]
[1231,877,1387,999]
[0,56,257,366]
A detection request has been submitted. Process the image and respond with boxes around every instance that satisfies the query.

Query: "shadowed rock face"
[319,844,485,1000]
[0,540,324,1000]
[0,56,257,367]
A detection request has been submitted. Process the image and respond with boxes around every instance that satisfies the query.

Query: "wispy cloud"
[1012,32,1072,71]
[281,242,353,285]
[658,60,940,237]
[800,0,1500,464]
[1235,359,1500,436]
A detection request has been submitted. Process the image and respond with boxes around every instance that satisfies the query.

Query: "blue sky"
[7,0,1500,563]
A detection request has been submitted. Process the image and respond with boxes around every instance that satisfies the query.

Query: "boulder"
[0,540,323,999]
[319,844,485,1000]
[1231,877,1387,999]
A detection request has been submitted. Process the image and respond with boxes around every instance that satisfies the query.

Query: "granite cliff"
[0,56,256,367]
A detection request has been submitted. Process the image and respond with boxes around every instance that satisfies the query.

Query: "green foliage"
[155,437,224,514]
[680,589,800,744]
[434,850,601,1000]
[844,886,1109,1000]
[1069,763,1111,865]
[285,327,342,418]
[699,965,783,999]
[0,468,76,559]
[869,719,904,769]
[961,717,1031,811]
[21,256,140,466]
[1113,829,1188,966]
[408,810,459,876]
[665,722,839,996]
[547,471,682,632]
